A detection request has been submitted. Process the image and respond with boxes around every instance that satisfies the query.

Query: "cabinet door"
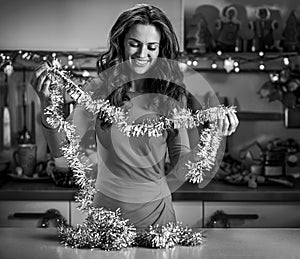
[173,201,203,228]
[70,201,87,226]
[0,201,69,227]
[204,201,300,228]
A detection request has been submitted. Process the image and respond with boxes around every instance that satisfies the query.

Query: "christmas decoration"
[2,49,300,75]
[41,60,231,250]
[46,61,235,185]
[135,222,205,248]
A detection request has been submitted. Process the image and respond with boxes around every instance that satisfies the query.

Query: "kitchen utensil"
[30,101,36,144]
[3,73,11,149]
[13,144,37,177]
[17,69,31,144]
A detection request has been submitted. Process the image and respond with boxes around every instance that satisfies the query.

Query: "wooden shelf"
[237,111,283,121]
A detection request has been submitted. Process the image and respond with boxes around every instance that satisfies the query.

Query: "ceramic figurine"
[282,11,300,52]
[186,5,219,53]
[215,6,241,52]
[186,13,214,53]
[250,7,279,52]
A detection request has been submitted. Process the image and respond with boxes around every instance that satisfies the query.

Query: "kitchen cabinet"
[2,180,300,228]
[173,201,203,227]
[0,201,69,227]
[204,201,300,228]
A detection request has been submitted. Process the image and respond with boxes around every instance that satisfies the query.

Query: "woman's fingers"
[222,115,230,136]
[217,111,239,136]
[227,111,239,135]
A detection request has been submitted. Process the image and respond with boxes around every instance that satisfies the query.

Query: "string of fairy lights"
[1,49,300,75]
[182,50,300,73]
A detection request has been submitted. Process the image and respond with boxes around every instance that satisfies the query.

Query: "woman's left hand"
[217,110,239,136]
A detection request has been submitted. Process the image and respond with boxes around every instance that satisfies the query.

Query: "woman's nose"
[138,45,148,58]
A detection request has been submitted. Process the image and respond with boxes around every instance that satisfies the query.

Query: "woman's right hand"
[30,63,54,127]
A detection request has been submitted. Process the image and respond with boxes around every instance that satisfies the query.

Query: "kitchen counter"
[1,178,300,201]
[0,227,299,259]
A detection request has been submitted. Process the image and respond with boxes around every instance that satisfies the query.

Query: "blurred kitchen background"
[0,0,300,229]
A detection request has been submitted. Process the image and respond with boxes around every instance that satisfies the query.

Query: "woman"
[31,4,239,229]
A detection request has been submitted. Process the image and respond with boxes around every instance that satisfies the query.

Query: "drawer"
[173,201,203,228]
[0,201,70,228]
[204,201,300,228]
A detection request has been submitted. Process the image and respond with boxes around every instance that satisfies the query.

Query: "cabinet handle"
[219,214,259,220]
[207,210,259,228]
[11,212,47,219]
[10,209,67,228]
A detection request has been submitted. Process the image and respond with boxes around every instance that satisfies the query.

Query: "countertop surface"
[1,177,300,201]
[0,227,300,259]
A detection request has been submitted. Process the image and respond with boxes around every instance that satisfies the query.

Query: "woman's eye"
[129,42,139,48]
[148,46,158,51]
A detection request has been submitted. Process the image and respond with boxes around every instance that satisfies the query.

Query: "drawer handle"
[207,210,259,228]
[10,209,67,228]
[218,214,259,220]
[12,213,46,219]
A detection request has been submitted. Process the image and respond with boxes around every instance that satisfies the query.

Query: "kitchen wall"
[0,0,299,162]
[0,0,183,51]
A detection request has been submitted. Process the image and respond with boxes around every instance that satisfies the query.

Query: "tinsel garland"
[44,61,233,250]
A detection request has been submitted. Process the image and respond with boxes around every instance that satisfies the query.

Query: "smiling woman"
[30,3,238,249]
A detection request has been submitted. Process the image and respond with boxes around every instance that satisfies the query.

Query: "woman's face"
[124,24,161,75]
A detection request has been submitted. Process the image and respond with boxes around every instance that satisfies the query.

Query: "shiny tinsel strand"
[44,61,236,250]
[135,222,205,248]
[57,207,136,250]
[46,62,235,184]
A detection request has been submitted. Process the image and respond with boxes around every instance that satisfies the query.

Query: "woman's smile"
[134,59,149,66]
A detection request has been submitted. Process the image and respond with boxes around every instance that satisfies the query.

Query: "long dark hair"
[98,4,187,122]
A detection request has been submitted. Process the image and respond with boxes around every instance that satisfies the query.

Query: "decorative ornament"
[44,61,234,250]
[223,57,234,73]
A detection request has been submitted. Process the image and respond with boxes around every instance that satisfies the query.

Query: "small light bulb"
[234,67,240,73]
[68,55,73,60]
[211,62,217,69]
[52,53,56,58]
[82,70,90,77]
[68,60,73,66]
[186,60,192,66]
[258,51,264,57]
[217,50,222,56]
[259,63,265,70]
[283,57,290,66]
[192,60,198,66]
[43,56,47,61]
[22,52,28,59]
[233,61,239,67]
